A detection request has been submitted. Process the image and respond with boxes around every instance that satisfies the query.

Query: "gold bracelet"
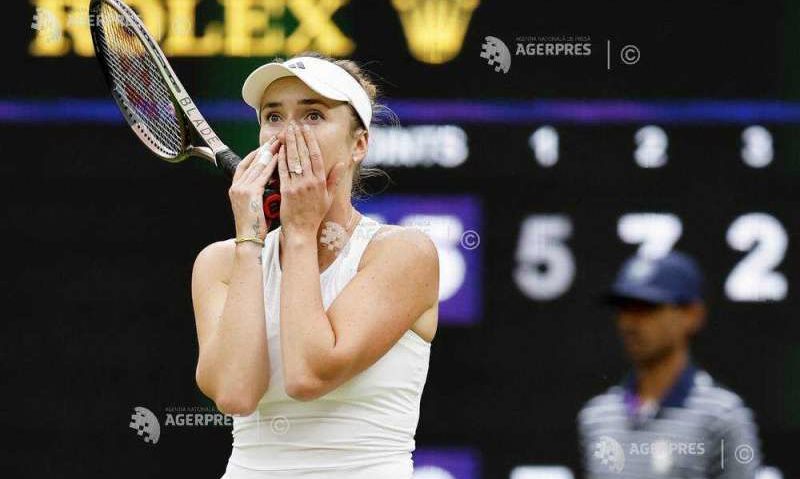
[234,236,265,246]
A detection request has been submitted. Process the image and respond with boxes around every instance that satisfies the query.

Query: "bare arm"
[275,122,438,400]
[192,240,269,415]
[191,139,280,415]
[279,227,439,400]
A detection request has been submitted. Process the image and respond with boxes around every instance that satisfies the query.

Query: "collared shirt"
[577,364,761,478]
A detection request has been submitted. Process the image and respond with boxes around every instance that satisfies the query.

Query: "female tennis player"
[191,52,439,478]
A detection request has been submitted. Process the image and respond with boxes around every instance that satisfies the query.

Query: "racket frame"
[89,0,236,170]
[89,0,281,230]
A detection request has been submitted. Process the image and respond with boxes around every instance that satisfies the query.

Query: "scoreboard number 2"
[725,213,788,302]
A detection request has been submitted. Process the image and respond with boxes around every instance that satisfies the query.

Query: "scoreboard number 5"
[514,215,576,300]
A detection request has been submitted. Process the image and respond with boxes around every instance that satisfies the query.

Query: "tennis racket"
[88,0,281,230]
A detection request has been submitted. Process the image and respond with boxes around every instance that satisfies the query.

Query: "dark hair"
[271,51,395,198]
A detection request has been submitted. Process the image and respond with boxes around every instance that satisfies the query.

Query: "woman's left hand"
[277,121,347,238]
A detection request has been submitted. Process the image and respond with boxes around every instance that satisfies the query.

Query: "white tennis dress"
[221,214,432,479]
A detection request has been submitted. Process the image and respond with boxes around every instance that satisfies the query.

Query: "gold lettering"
[124,0,167,40]
[286,0,352,56]
[28,0,358,59]
[221,0,285,57]
[65,0,96,56]
[71,0,164,57]
[163,0,223,56]
[29,0,70,56]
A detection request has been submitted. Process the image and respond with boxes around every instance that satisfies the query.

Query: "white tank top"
[222,215,432,479]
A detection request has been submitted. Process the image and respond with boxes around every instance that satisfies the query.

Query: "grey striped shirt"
[577,366,760,479]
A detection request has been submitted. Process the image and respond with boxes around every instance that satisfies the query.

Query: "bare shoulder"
[193,239,238,286]
[360,224,439,342]
[360,224,439,272]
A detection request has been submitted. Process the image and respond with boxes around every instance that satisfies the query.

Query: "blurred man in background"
[577,251,761,478]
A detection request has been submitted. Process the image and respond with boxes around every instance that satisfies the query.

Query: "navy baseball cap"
[607,251,704,305]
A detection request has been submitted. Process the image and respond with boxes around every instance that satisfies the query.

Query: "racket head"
[90,0,190,163]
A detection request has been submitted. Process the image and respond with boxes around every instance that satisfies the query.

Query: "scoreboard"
[363,119,796,306]
[364,120,799,478]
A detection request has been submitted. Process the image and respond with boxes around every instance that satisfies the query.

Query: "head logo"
[593,435,625,473]
[480,36,511,73]
[129,406,160,444]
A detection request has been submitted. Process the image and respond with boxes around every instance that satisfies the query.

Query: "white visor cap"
[242,56,372,131]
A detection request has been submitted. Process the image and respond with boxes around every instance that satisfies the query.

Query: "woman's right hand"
[229,136,281,240]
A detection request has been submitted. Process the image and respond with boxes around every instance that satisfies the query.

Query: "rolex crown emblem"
[391,0,480,64]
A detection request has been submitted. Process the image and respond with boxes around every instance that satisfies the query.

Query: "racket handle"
[263,188,282,232]
[216,149,241,179]
[216,148,282,232]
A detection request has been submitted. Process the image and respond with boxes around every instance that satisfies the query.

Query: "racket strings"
[95,4,185,157]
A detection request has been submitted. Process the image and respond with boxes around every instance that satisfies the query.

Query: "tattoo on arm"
[250,200,262,237]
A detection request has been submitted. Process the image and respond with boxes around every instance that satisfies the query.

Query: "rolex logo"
[392,0,480,64]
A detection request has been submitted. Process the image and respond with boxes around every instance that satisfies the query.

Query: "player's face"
[615,301,691,364]
[258,77,366,179]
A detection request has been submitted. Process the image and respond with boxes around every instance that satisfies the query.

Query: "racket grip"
[217,148,281,232]
[263,188,282,232]
[216,149,242,179]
